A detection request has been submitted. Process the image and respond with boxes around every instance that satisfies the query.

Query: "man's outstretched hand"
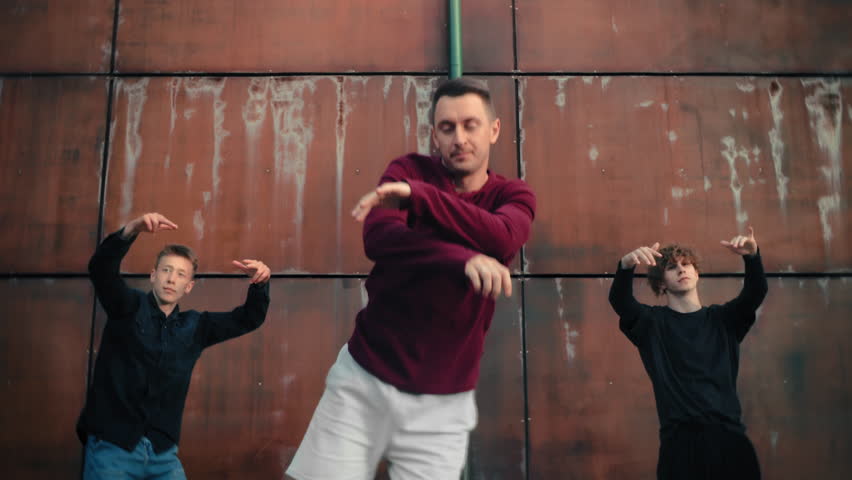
[121,213,178,239]
[721,226,758,256]
[351,182,412,222]
[232,259,271,285]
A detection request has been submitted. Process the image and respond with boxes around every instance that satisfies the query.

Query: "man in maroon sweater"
[286,78,535,479]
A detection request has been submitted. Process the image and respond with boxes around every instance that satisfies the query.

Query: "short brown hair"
[155,244,198,278]
[430,77,496,124]
[647,244,701,296]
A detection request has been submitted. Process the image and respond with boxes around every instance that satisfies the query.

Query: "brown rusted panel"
[468,279,525,478]
[516,0,852,73]
[115,0,512,73]
[103,76,517,274]
[0,77,108,273]
[0,0,114,73]
[525,277,852,479]
[0,278,93,479]
[521,76,852,274]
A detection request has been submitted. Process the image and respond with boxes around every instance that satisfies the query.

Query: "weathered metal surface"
[521,76,852,274]
[0,278,93,479]
[525,276,852,479]
[114,0,513,73]
[0,77,108,273]
[516,0,852,73]
[103,76,518,274]
[0,0,114,73]
[468,279,525,478]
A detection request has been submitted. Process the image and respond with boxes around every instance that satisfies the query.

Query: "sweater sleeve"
[362,159,480,273]
[608,261,653,347]
[719,250,769,342]
[406,179,535,263]
[88,229,142,320]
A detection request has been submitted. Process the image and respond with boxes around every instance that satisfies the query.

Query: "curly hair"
[647,244,701,296]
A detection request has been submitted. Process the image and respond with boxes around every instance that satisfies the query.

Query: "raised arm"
[200,259,271,347]
[609,243,661,346]
[88,213,178,318]
[719,227,768,340]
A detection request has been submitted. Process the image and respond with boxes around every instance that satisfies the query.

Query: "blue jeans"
[83,435,186,480]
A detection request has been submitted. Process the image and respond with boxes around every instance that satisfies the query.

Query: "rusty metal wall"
[1,0,850,478]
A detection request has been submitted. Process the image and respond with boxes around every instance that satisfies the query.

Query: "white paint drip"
[704,176,712,192]
[185,163,194,184]
[242,78,270,163]
[803,79,843,253]
[582,76,594,85]
[742,110,749,120]
[184,78,229,195]
[663,207,669,226]
[382,77,393,100]
[403,77,438,154]
[555,279,578,361]
[729,108,736,118]
[100,42,111,70]
[169,78,181,135]
[270,78,317,263]
[335,77,369,268]
[202,191,211,207]
[668,130,678,142]
[611,16,619,33]
[589,145,599,164]
[636,100,654,108]
[550,77,571,109]
[183,108,195,120]
[118,78,150,222]
[770,431,779,453]
[721,136,750,230]
[736,81,756,92]
[768,81,789,212]
[193,210,204,240]
[817,278,830,305]
[601,76,611,91]
[671,186,694,199]
[661,103,669,112]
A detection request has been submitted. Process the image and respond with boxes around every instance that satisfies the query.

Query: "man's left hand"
[232,259,271,284]
[351,181,412,222]
[721,226,758,256]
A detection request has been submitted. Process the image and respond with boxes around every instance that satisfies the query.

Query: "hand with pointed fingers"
[620,242,663,269]
[464,254,512,300]
[122,213,178,239]
[721,226,758,256]
[232,259,271,285]
[351,181,412,222]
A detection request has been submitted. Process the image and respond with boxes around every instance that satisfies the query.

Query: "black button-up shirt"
[77,230,270,453]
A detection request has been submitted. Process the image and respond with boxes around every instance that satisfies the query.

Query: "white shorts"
[286,345,478,480]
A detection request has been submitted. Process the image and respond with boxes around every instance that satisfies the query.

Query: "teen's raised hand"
[464,254,512,300]
[620,242,662,269]
[232,259,271,285]
[721,226,758,256]
[121,213,178,238]
[351,181,412,222]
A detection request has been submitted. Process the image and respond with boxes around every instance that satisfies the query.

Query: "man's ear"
[184,280,195,295]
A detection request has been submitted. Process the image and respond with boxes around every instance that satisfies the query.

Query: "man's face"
[150,254,195,306]
[431,93,500,178]
[662,257,699,295]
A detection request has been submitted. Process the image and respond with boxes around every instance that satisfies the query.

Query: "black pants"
[658,423,761,480]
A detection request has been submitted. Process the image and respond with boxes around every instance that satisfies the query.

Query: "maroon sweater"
[347,153,536,394]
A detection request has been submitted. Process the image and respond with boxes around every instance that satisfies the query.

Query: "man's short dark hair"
[430,77,496,124]
[155,244,199,278]
[647,244,701,296]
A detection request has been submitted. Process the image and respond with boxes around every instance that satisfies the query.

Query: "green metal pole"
[448,0,463,78]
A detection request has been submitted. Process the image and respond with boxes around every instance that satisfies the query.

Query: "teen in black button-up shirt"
[77,213,271,455]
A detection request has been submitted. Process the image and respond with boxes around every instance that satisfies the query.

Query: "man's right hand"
[121,212,178,239]
[620,242,662,269]
[464,254,512,299]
